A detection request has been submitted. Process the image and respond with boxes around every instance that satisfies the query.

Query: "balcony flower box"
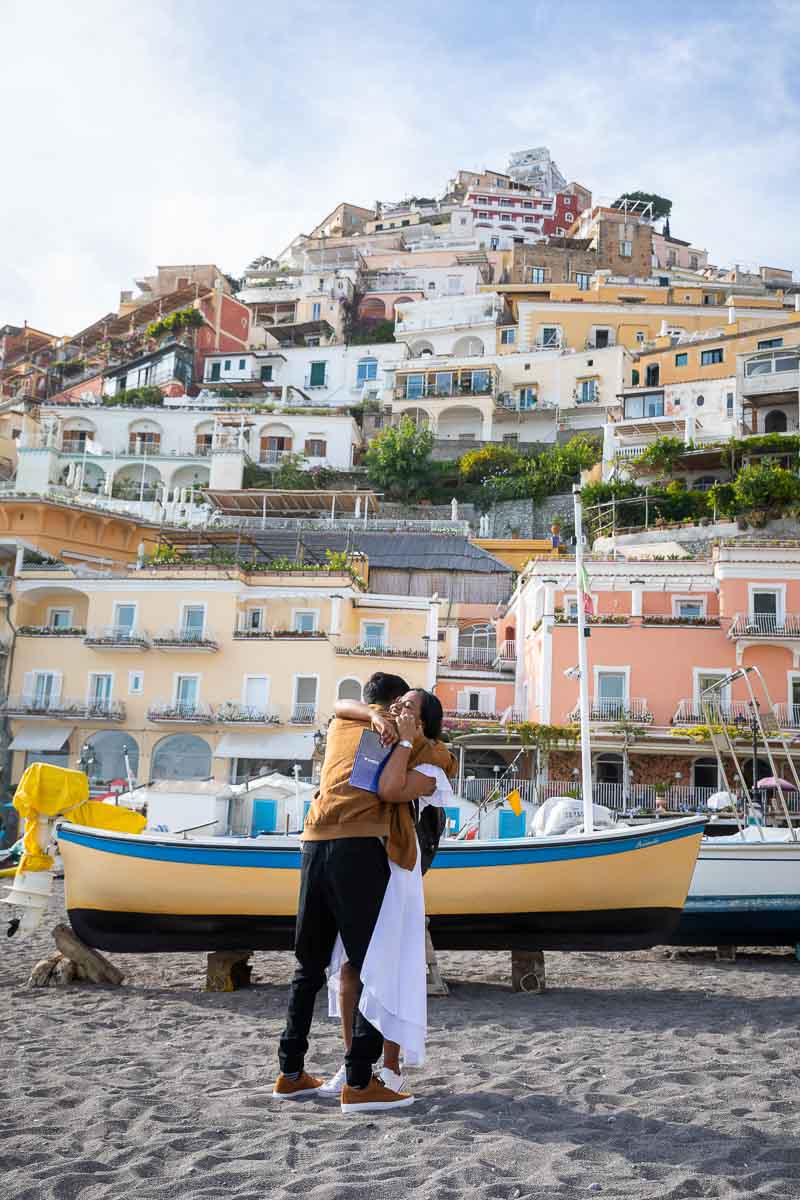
[642,616,721,627]
[233,629,273,640]
[218,703,281,724]
[18,625,87,637]
[336,643,428,659]
[270,630,327,639]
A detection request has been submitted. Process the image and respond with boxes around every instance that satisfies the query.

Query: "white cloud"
[1,0,798,335]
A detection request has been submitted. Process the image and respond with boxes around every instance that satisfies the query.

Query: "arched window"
[127,419,162,454]
[356,358,378,386]
[453,335,484,357]
[85,731,139,786]
[411,340,434,357]
[457,623,496,664]
[151,734,211,780]
[764,409,788,434]
[337,678,363,701]
[360,297,386,322]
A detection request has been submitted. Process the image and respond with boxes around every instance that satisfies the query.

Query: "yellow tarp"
[12,763,145,872]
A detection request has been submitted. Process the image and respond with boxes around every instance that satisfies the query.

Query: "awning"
[9,725,73,752]
[214,731,315,760]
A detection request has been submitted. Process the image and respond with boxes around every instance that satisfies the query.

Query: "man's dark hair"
[363,672,409,705]
[414,689,444,740]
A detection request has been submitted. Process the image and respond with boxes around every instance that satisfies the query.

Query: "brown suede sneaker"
[341,1074,414,1113]
[272,1071,324,1099]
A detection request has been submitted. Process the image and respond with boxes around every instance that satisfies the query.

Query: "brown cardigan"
[302,716,456,869]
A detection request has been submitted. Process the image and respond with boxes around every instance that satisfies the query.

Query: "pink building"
[503,541,800,806]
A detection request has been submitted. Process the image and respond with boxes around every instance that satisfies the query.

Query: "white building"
[13,398,362,504]
[201,343,407,409]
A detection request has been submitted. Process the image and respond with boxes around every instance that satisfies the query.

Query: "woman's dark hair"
[414,689,443,740]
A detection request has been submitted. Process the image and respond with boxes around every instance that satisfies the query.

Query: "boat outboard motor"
[533,797,618,837]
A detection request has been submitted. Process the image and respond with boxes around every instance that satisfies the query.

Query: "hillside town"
[2,144,800,833]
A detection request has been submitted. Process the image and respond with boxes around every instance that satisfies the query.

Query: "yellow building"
[487,280,791,356]
[4,561,438,790]
[628,311,800,388]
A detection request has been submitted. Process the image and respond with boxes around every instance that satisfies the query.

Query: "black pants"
[278,838,390,1088]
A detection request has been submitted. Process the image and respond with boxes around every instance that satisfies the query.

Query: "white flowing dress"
[326,762,453,1066]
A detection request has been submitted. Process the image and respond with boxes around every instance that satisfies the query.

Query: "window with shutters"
[304,438,327,458]
[260,364,273,382]
[24,670,62,710]
[308,361,327,387]
[361,621,387,650]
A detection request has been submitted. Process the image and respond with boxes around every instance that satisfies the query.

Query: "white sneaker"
[319,1063,347,1096]
[379,1066,405,1093]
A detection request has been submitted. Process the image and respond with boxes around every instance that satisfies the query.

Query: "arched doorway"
[437,405,484,441]
[595,753,623,785]
[113,463,163,501]
[170,464,210,499]
[151,734,212,780]
[692,757,719,793]
[360,297,386,323]
[411,340,434,357]
[337,678,363,701]
[84,731,139,787]
[764,409,788,434]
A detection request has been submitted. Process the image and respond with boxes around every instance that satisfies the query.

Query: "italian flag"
[580,564,594,615]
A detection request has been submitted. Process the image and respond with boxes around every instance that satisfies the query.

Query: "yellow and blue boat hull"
[58,817,705,953]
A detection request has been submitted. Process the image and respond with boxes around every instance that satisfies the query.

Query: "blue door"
[499,808,526,839]
[251,798,277,835]
[443,806,460,836]
[303,800,313,822]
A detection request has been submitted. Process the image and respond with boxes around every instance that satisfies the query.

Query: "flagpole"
[573,484,594,834]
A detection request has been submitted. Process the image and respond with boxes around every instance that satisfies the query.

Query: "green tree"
[732,464,800,512]
[364,416,435,499]
[612,191,672,222]
[631,435,687,478]
[459,443,526,483]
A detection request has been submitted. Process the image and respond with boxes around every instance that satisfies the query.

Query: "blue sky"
[2,0,798,334]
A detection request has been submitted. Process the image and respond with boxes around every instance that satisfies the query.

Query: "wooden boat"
[57,815,705,954]
[672,827,800,947]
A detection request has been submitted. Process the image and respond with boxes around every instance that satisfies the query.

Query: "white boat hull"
[673,829,800,946]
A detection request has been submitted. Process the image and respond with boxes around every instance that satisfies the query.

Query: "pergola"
[205,489,380,522]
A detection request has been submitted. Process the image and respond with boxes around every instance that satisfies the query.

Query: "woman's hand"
[397,709,420,743]
[371,713,398,747]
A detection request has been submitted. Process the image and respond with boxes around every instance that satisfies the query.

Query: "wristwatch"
[398,739,413,749]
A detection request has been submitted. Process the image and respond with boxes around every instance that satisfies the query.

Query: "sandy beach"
[2,883,799,1200]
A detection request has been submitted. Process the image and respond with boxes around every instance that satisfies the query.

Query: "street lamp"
[734,701,762,821]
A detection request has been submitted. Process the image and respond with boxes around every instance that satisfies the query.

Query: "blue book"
[349,729,395,793]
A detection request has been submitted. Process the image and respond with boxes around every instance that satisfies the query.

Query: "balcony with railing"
[394,369,499,402]
[152,627,219,651]
[568,697,652,723]
[775,703,800,729]
[84,625,150,650]
[217,702,281,725]
[728,613,800,640]
[147,701,216,723]
[289,703,317,724]
[3,696,125,720]
[333,636,430,661]
[672,698,752,725]
[442,645,510,674]
[17,624,86,638]
[495,640,517,669]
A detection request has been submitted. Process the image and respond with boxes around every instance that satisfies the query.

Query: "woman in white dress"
[320,690,455,1095]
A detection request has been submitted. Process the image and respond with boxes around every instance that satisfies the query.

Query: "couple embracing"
[272,672,456,1113]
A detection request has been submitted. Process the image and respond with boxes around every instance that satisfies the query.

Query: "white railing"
[333,636,430,661]
[448,646,497,668]
[147,701,215,722]
[495,640,517,666]
[3,696,125,720]
[672,698,753,725]
[458,778,540,806]
[217,703,281,724]
[84,625,150,647]
[775,704,800,728]
[152,627,219,649]
[728,613,800,639]
[259,451,294,466]
[569,697,652,723]
[290,703,317,724]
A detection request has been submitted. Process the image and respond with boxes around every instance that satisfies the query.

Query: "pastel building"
[504,543,800,805]
[3,560,438,801]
